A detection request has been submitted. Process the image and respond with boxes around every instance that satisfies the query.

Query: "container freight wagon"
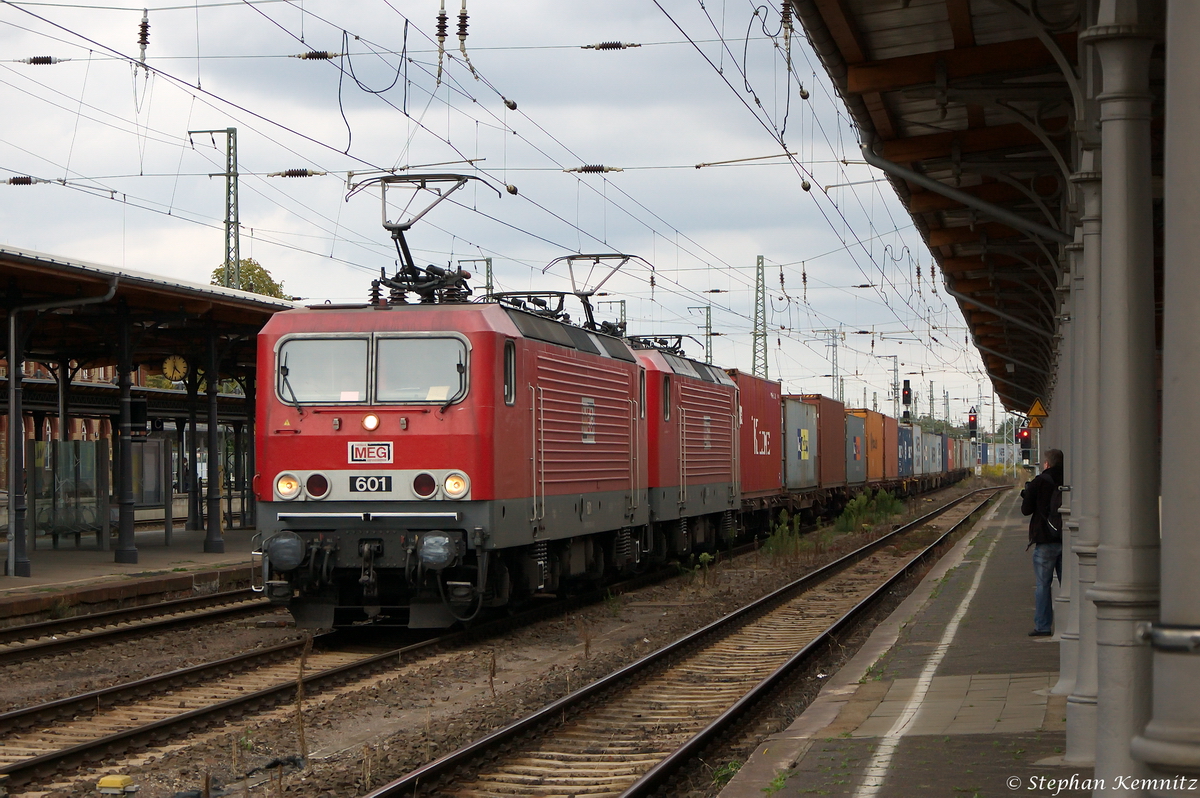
[727,370,783,500]
[849,409,885,482]
[898,424,914,477]
[883,415,899,479]
[844,411,867,486]
[783,397,819,490]
[907,423,924,476]
[799,395,846,488]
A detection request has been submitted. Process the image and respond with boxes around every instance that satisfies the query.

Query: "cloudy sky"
[0,0,999,426]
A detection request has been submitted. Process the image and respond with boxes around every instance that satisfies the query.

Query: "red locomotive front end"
[255,299,649,628]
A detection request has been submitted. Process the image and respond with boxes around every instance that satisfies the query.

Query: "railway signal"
[968,407,977,439]
[1017,427,1032,461]
[902,379,911,419]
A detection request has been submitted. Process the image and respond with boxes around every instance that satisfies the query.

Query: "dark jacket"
[1021,463,1063,546]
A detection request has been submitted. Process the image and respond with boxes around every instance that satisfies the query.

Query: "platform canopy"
[1,246,295,381]
[792,0,1096,411]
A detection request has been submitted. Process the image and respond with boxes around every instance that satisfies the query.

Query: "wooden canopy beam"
[881,117,1067,163]
[846,33,1078,95]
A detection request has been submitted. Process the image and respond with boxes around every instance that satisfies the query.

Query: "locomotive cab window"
[639,369,646,419]
[503,340,516,405]
[662,375,671,421]
[277,337,369,404]
[376,336,468,403]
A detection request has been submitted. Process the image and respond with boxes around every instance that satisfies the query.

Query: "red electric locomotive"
[255,277,652,628]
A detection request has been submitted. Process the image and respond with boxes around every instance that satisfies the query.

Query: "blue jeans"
[1033,543,1063,633]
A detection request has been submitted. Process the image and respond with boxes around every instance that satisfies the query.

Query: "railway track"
[0,548,714,789]
[362,486,1006,798]
[0,589,273,666]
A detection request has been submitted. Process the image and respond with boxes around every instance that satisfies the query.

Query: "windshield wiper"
[279,354,304,416]
[440,356,466,414]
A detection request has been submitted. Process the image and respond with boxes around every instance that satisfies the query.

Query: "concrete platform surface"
[0,525,258,620]
[719,490,1094,798]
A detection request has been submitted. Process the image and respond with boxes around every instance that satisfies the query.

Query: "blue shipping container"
[898,425,914,477]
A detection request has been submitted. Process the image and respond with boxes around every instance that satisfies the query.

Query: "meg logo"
[349,441,393,464]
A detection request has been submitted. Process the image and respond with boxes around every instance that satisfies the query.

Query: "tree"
[210,258,287,299]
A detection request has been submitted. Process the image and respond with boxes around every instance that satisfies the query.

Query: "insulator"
[8,176,35,185]
[781,2,792,29]
[296,51,338,60]
[138,17,150,47]
[799,86,810,100]
[505,184,518,195]
[282,169,312,177]
[585,41,639,50]
[24,56,61,65]
[581,164,605,173]
[801,179,811,191]
[457,3,469,39]
[436,5,448,41]
[368,280,382,305]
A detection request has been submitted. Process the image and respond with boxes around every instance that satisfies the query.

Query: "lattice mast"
[752,255,767,378]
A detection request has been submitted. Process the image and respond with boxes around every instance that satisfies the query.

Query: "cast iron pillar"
[6,310,31,577]
[114,310,138,564]
[1065,165,1102,766]
[1052,254,1078,697]
[1131,0,1200,775]
[244,372,256,529]
[204,330,224,553]
[186,375,200,531]
[1081,3,1162,787]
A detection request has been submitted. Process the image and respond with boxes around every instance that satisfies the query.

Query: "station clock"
[162,354,188,381]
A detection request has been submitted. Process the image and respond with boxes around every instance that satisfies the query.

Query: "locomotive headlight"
[275,473,301,500]
[362,413,380,431]
[265,531,305,571]
[305,473,330,499]
[418,532,455,569]
[443,472,469,499]
[413,472,437,498]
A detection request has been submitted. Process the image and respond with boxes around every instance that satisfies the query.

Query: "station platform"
[720,489,1089,798]
[0,525,258,622]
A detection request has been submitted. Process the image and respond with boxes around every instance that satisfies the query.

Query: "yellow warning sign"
[1027,416,1043,429]
[1028,398,1049,418]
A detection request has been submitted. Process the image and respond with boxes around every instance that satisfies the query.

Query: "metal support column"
[6,312,31,577]
[204,330,224,553]
[1083,5,1162,786]
[186,377,200,531]
[244,372,256,529]
[1065,165,1101,766]
[56,360,69,441]
[231,421,242,529]
[114,309,137,564]
[1132,0,1200,773]
[1052,253,1078,697]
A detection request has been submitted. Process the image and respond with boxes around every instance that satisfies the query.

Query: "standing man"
[1021,448,1064,636]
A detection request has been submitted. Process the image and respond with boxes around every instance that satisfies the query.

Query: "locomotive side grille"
[678,380,736,484]
[536,354,635,490]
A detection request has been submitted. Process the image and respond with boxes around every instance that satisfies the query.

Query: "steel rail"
[0,590,271,665]
[361,485,1004,798]
[0,550,725,787]
[620,486,1007,796]
[0,588,258,646]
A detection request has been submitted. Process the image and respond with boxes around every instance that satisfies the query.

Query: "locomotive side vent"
[534,541,549,590]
